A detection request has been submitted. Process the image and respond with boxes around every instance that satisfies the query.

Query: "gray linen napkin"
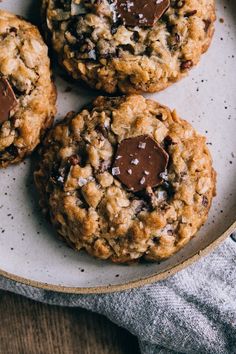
[1,236,236,354]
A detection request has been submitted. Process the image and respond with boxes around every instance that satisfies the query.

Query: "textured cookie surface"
[0,10,56,167]
[42,0,215,93]
[34,95,216,263]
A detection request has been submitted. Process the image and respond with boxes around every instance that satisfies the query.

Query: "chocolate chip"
[112,135,169,192]
[69,154,80,166]
[180,60,193,71]
[203,19,211,32]
[156,113,163,120]
[115,0,170,27]
[111,18,123,34]
[50,163,70,186]
[9,27,18,34]
[152,236,160,244]
[77,141,88,167]
[184,10,197,17]
[0,78,17,124]
[95,124,108,138]
[162,180,175,199]
[0,143,18,161]
[164,135,177,150]
[5,144,18,157]
[132,31,140,42]
[119,44,135,54]
[55,0,71,10]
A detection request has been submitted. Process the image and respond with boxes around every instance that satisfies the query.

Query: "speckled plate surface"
[0,0,235,294]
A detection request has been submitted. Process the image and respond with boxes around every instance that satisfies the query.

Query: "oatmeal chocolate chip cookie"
[0,10,56,168]
[42,0,215,93]
[34,95,216,263]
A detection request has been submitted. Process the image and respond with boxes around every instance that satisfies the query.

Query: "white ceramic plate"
[0,0,235,294]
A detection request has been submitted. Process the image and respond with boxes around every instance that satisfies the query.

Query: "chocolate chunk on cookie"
[112,135,169,192]
[0,78,17,124]
[115,0,170,27]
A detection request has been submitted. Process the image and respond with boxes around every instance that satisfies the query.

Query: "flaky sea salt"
[140,177,146,185]
[112,167,121,176]
[78,177,87,187]
[126,1,134,12]
[57,176,64,183]
[156,190,167,201]
[159,170,168,181]
[131,158,139,165]
[138,142,146,149]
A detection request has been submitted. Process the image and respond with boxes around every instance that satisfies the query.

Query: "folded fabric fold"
[1,237,236,354]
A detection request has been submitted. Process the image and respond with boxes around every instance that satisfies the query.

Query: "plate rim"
[1,220,235,294]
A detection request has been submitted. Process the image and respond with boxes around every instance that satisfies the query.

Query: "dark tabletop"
[0,291,140,354]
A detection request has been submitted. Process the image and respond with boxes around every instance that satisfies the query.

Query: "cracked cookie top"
[42,0,215,93]
[34,95,216,263]
[0,10,56,167]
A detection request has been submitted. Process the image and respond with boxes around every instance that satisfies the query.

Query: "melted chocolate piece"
[112,135,169,192]
[0,78,17,124]
[115,0,170,27]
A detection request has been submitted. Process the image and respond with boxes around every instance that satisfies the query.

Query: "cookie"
[0,10,56,168]
[42,0,215,93]
[34,95,216,263]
